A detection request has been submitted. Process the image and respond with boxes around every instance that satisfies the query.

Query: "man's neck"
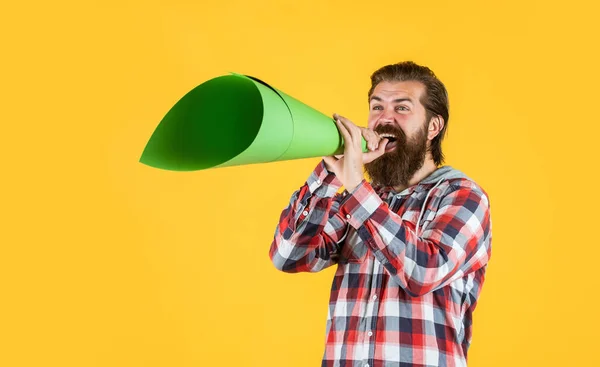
[392,158,438,193]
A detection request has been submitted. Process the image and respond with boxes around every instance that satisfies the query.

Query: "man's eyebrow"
[369,95,414,104]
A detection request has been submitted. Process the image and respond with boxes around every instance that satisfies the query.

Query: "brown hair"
[368,61,449,166]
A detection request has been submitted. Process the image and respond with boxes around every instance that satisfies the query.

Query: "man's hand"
[323,113,389,192]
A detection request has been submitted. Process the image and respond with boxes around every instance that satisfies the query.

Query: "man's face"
[364,80,430,187]
[367,80,429,147]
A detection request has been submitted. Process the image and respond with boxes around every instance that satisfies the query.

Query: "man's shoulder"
[427,166,490,204]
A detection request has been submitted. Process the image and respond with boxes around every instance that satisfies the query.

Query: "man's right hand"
[322,114,388,189]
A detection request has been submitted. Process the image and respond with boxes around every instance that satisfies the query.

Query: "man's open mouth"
[379,133,398,152]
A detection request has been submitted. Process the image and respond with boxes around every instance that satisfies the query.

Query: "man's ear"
[427,116,445,140]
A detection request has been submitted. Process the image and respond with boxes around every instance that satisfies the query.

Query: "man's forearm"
[269,160,349,273]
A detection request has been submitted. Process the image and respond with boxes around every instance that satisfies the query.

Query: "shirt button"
[346,214,351,219]
[368,331,373,337]
[302,210,309,216]
[316,179,321,184]
[372,295,377,300]
[365,364,369,367]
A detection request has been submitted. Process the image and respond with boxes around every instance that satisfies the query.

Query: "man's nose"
[378,110,395,125]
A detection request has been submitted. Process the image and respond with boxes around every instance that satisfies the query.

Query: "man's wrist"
[344,179,366,196]
[344,174,367,193]
[344,182,361,193]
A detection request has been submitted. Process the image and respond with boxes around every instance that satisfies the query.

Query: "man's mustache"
[374,125,406,140]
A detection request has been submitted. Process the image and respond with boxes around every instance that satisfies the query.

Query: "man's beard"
[364,123,428,188]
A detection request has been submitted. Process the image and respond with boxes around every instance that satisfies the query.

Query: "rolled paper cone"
[139,73,368,171]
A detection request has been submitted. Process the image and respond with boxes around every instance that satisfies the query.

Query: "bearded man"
[269,61,492,367]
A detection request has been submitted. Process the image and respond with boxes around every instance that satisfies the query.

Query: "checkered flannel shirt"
[269,160,492,367]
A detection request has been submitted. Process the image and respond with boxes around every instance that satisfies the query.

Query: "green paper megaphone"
[139,73,367,171]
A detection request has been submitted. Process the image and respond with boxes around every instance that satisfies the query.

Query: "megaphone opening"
[139,75,264,171]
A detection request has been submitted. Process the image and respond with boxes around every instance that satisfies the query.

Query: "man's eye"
[372,105,383,110]
[396,106,409,111]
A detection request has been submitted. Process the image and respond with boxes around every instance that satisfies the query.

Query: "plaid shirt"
[269,161,492,367]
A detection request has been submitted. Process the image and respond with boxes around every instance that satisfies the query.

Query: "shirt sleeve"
[337,179,492,296]
[269,160,351,273]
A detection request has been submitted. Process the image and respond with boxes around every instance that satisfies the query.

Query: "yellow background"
[2,0,598,366]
